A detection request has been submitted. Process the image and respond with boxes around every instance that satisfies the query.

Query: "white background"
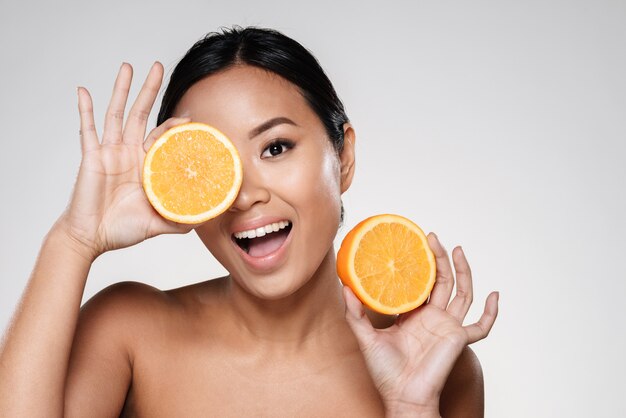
[1,1,624,416]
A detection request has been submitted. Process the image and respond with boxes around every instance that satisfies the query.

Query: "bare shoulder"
[66,281,182,415]
[73,280,181,361]
[79,277,228,330]
[75,278,226,355]
[83,280,169,308]
[440,346,485,418]
[80,281,173,327]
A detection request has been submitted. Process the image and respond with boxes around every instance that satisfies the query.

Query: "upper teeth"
[234,221,290,239]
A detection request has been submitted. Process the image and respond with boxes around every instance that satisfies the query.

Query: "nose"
[228,162,271,212]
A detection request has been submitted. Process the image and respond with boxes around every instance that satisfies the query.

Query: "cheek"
[282,148,341,214]
[315,151,342,206]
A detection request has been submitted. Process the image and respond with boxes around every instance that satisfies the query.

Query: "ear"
[339,123,356,193]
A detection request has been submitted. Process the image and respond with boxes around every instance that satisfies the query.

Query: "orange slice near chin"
[337,214,436,314]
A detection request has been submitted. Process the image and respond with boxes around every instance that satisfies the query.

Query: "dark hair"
[157,26,349,151]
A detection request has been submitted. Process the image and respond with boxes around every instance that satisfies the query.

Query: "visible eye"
[261,140,294,158]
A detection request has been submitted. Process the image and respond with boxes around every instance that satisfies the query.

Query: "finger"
[446,246,474,321]
[123,62,164,144]
[143,117,191,152]
[77,87,99,153]
[427,233,455,310]
[342,286,377,349]
[102,63,133,145]
[465,292,499,343]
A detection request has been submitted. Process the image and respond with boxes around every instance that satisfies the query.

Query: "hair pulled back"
[157,26,349,151]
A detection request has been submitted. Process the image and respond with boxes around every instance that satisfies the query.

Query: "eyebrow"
[248,117,298,139]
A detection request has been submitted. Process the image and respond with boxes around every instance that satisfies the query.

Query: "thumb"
[143,117,192,152]
[342,286,377,349]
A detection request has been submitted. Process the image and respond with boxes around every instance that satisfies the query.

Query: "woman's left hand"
[343,233,499,418]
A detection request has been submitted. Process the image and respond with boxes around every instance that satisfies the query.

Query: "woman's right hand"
[57,62,195,261]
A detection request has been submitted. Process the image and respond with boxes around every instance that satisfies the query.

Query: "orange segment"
[337,214,436,315]
[143,122,242,224]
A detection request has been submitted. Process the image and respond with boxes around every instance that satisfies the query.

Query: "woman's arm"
[0,224,94,416]
[0,63,193,417]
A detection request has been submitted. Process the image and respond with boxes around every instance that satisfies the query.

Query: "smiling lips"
[233,220,292,258]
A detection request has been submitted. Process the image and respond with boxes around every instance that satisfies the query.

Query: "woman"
[0,27,498,417]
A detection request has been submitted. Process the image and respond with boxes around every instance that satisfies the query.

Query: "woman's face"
[173,65,355,300]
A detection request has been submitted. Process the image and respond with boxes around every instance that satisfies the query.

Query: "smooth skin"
[0,62,498,417]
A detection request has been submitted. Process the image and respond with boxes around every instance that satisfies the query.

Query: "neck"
[225,248,347,350]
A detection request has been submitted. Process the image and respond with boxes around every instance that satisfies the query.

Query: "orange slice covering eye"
[143,122,243,224]
[337,214,436,315]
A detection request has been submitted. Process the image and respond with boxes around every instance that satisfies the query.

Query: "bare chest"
[123,339,385,417]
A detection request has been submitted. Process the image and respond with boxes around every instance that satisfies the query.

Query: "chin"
[233,271,306,302]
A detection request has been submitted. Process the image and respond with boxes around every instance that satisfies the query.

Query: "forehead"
[173,65,321,139]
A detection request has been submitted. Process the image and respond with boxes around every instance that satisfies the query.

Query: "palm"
[61,63,193,259]
[73,144,160,251]
[343,235,499,413]
[360,305,468,407]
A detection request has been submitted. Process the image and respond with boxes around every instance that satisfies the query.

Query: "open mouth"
[232,220,292,258]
